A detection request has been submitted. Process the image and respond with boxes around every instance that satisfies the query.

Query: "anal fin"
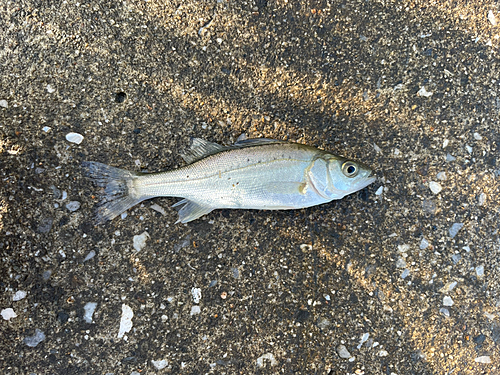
[172,199,214,223]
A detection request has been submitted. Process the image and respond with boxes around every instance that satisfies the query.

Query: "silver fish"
[83,138,376,223]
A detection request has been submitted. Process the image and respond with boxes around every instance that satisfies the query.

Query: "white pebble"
[117,304,134,338]
[42,126,51,132]
[449,223,464,238]
[150,203,166,216]
[66,201,81,212]
[476,265,484,277]
[429,181,442,194]
[83,302,97,323]
[191,287,202,304]
[13,290,27,301]
[420,238,429,250]
[446,153,456,162]
[190,305,201,316]
[151,359,168,370]
[256,353,278,367]
[473,132,483,141]
[440,308,450,317]
[436,172,447,181]
[84,250,96,262]
[466,145,472,154]
[0,99,8,108]
[375,186,384,195]
[24,329,45,347]
[65,132,84,144]
[442,139,449,148]
[478,192,486,206]
[1,308,17,320]
[337,345,351,359]
[443,296,454,306]
[373,143,382,153]
[46,84,56,93]
[378,350,389,357]
[401,269,410,279]
[475,356,492,364]
[440,281,458,293]
[417,86,433,97]
[488,10,497,26]
[133,231,149,252]
[357,333,370,349]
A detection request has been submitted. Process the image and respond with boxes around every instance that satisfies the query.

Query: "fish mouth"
[360,175,377,189]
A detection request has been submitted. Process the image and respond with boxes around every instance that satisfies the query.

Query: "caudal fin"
[82,161,145,224]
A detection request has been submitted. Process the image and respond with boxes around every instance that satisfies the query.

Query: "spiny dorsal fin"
[180,138,228,164]
[180,137,287,164]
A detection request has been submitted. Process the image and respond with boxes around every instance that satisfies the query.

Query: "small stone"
[449,223,464,238]
[151,359,168,370]
[190,305,201,316]
[417,86,433,97]
[396,257,406,268]
[436,172,447,181]
[317,317,331,329]
[24,329,46,347]
[378,350,389,357]
[231,267,240,279]
[42,126,51,132]
[466,145,473,154]
[429,181,442,194]
[133,231,149,252]
[473,132,483,141]
[13,290,27,301]
[150,203,166,216]
[357,333,370,349]
[475,356,492,364]
[440,308,450,317]
[488,10,497,26]
[375,186,384,195]
[191,287,202,304]
[46,84,56,93]
[443,296,454,306]
[118,304,133,338]
[452,254,461,264]
[420,238,429,250]
[65,132,84,144]
[83,302,97,323]
[65,201,81,212]
[256,353,277,367]
[84,250,96,262]
[439,281,458,293]
[479,193,486,206]
[401,269,410,279]
[337,345,351,359]
[446,153,456,162]
[476,265,484,277]
[422,199,437,214]
[0,99,8,108]
[1,308,17,320]
[42,270,52,281]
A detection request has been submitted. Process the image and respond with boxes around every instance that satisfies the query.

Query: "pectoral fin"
[172,199,214,223]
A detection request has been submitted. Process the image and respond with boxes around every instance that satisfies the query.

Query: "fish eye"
[342,162,358,177]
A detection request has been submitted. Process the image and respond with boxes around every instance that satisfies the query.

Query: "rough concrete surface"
[1,0,500,374]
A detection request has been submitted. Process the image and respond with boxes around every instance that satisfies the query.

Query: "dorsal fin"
[180,138,228,164]
[180,137,288,164]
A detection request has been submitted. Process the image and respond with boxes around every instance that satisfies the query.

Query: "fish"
[82,138,376,224]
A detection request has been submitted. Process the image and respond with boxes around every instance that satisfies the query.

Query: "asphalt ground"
[1,0,499,374]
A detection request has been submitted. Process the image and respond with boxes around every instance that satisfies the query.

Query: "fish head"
[320,155,376,199]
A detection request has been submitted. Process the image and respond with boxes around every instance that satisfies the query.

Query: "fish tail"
[82,161,146,223]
